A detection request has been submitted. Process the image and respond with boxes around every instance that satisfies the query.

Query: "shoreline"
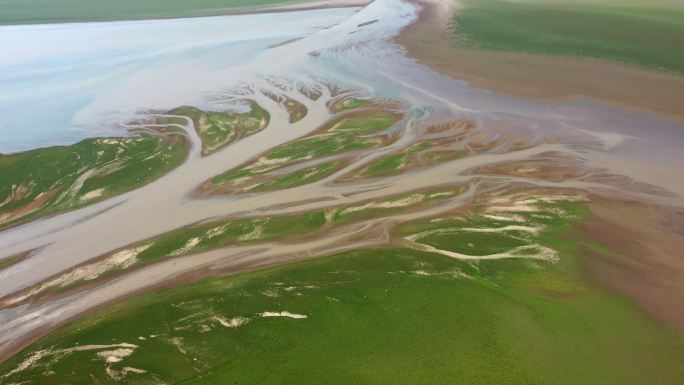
[0,0,371,27]
[395,0,684,122]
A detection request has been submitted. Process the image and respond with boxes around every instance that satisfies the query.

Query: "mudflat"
[397,0,684,121]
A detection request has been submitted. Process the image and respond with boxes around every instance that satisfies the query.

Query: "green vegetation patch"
[0,0,320,25]
[396,195,586,259]
[136,211,327,262]
[359,141,432,178]
[0,131,187,229]
[453,0,684,74]
[210,110,400,187]
[331,189,461,224]
[4,238,684,384]
[340,98,366,110]
[251,160,348,192]
[171,102,269,155]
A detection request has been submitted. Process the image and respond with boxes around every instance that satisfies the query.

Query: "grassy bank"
[453,0,684,74]
[3,199,684,384]
[171,102,269,156]
[205,108,401,193]
[0,130,187,229]
[0,0,319,25]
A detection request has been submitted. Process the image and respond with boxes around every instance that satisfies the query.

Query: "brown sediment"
[0,189,56,228]
[422,118,473,135]
[578,196,684,332]
[396,0,684,122]
[339,117,550,182]
[464,153,588,183]
[284,98,308,123]
[298,84,323,100]
[262,89,308,123]
[464,151,678,197]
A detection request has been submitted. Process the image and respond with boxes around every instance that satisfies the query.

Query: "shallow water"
[0,8,358,152]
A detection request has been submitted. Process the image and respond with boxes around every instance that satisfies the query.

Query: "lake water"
[0,8,359,152]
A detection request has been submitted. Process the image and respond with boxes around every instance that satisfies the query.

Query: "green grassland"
[340,98,366,110]
[453,0,684,74]
[171,102,269,156]
[3,199,684,384]
[330,189,461,225]
[135,211,327,262]
[0,131,187,229]
[350,140,467,179]
[209,109,400,187]
[394,199,584,258]
[357,141,432,178]
[0,0,315,25]
[250,160,348,192]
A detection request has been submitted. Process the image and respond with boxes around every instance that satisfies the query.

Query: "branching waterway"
[1,0,683,363]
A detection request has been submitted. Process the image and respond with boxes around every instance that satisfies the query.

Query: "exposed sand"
[396,0,684,122]
[261,311,308,319]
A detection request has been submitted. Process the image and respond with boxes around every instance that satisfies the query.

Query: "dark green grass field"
[3,201,684,384]
[0,0,312,25]
[453,0,684,74]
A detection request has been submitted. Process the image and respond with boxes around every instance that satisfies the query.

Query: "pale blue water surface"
[0,8,357,152]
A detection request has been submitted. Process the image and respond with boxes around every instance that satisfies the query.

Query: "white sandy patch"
[339,194,424,215]
[481,213,526,222]
[3,343,138,378]
[95,138,120,145]
[206,224,228,239]
[80,188,104,202]
[413,269,469,279]
[260,311,307,319]
[459,225,540,233]
[3,244,150,306]
[55,168,96,204]
[408,241,558,262]
[261,288,279,297]
[0,182,36,208]
[427,191,455,199]
[284,284,317,292]
[302,167,322,179]
[214,316,250,328]
[171,337,187,355]
[97,347,135,363]
[404,228,458,242]
[170,237,200,256]
[239,225,264,241]
[106,366,147,381]
[249,156,291,172]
